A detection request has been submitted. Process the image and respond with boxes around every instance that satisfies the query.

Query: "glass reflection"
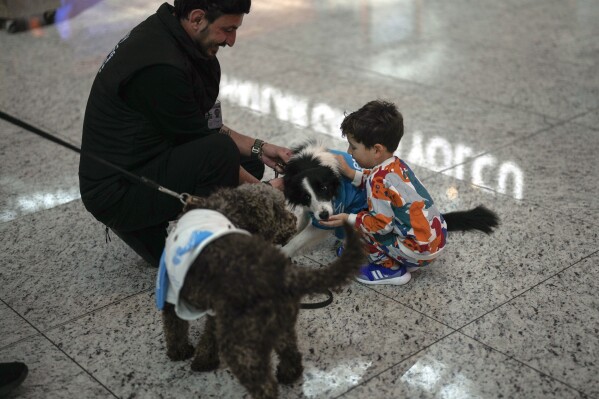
[301,359,372,398]
[220,75,525,199]
[221,74,345,136]
[1,187,80,222]
[400,132,524,199]
[401,358,478,399]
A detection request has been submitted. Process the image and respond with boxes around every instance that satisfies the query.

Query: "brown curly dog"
[161,184,364,399]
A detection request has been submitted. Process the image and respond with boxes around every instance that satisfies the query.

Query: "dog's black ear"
[283,171,310,205]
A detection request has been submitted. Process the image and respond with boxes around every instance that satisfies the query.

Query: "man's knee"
[189,134,240,194]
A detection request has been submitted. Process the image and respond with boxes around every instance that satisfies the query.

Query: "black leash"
[0,110,334,310]
[0,110,188,204]
[300,290,333,309]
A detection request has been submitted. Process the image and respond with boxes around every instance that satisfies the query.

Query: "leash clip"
[179,192,192,205]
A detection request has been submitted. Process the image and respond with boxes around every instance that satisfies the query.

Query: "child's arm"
[318,213,349,227]
[355,176,397,236]
[320,206,394,236]
[334,154,370,187]
[334,154,356,180]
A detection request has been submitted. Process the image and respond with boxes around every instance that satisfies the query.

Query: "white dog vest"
[155,209,250,320]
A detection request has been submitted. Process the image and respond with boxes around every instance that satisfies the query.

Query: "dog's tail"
[285,223,364,297]
[442,205,499,234]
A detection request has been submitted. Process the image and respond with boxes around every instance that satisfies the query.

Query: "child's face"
[346,135,378,168]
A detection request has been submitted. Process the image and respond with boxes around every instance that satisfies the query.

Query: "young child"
[319,100,447,285]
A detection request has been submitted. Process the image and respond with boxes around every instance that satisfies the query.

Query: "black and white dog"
[281,142,499,257]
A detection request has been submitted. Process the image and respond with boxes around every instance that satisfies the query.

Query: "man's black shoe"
[0,362,28,397]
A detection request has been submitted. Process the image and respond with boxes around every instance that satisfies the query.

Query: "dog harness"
[155,209,250,320]
[311,150,368,238]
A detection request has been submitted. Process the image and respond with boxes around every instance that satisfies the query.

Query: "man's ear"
[188,9,206,25]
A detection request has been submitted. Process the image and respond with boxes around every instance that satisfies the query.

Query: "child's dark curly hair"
[340,99,403,152]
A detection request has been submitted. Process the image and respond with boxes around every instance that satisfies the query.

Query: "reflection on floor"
[1,0,598,398]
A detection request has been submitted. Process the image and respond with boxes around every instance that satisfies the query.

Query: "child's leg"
[383,241,435,272]
[354,241,411,285]
[363,233,433,273]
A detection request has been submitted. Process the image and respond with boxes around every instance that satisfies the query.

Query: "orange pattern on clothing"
[362,212,392,232]
[370,176,388,200]
[371,175,405,207]
[409,201,432,242]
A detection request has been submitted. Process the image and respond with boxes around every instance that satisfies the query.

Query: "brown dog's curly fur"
[161,184,364,399]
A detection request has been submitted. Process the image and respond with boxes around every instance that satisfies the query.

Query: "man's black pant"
[93,134,264,267]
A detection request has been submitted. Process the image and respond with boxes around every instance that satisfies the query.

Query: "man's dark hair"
[174,0,251,22]
[340,100,404,152]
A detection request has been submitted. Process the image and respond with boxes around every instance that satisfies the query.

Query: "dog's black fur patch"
[283,143,340,212]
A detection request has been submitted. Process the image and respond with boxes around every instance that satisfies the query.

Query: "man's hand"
[262,143,292,174]
[318,213,349,228]
[267,177,284,191]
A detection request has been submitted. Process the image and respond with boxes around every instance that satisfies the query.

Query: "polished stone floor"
[1,0,598,398]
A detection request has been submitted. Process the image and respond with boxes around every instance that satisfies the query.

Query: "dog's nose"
[319,210,329,220]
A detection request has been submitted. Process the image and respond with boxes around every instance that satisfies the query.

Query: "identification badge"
[205,100,223,129]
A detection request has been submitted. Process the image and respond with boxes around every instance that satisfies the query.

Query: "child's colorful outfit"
[347,156,447,284]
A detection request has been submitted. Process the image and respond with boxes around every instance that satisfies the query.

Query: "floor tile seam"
[456,249,599,332]
[419,161,518,199]
[363,285,459,333]
[0,296,124,397]
[3,289,152,396]
[423,112,589,194]
[571,119,599,133]
[0,289,152,351]
[41,288,153,335]
[434,113,580,174]
[302,50,589,126]
[434,82,597,121]
[458,330,595,398]
[354,61,592,122]
[0,297,47,351]
[333,329,461,399]
[0,332,42,352]
[421,166,599,229]
[37,330,120,398]
[0,329,118,397]
[528,200,599,229]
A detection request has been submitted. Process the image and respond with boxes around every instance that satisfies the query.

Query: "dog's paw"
[276,362,303,384]
[190,357,219,372]
[167,343,194,361]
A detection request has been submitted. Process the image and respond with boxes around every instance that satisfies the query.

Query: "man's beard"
[201,43,224,58]
[196,26,221,59]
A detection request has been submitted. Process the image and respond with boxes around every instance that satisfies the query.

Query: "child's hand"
[334,155,356,180]
[318,213,349,227]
